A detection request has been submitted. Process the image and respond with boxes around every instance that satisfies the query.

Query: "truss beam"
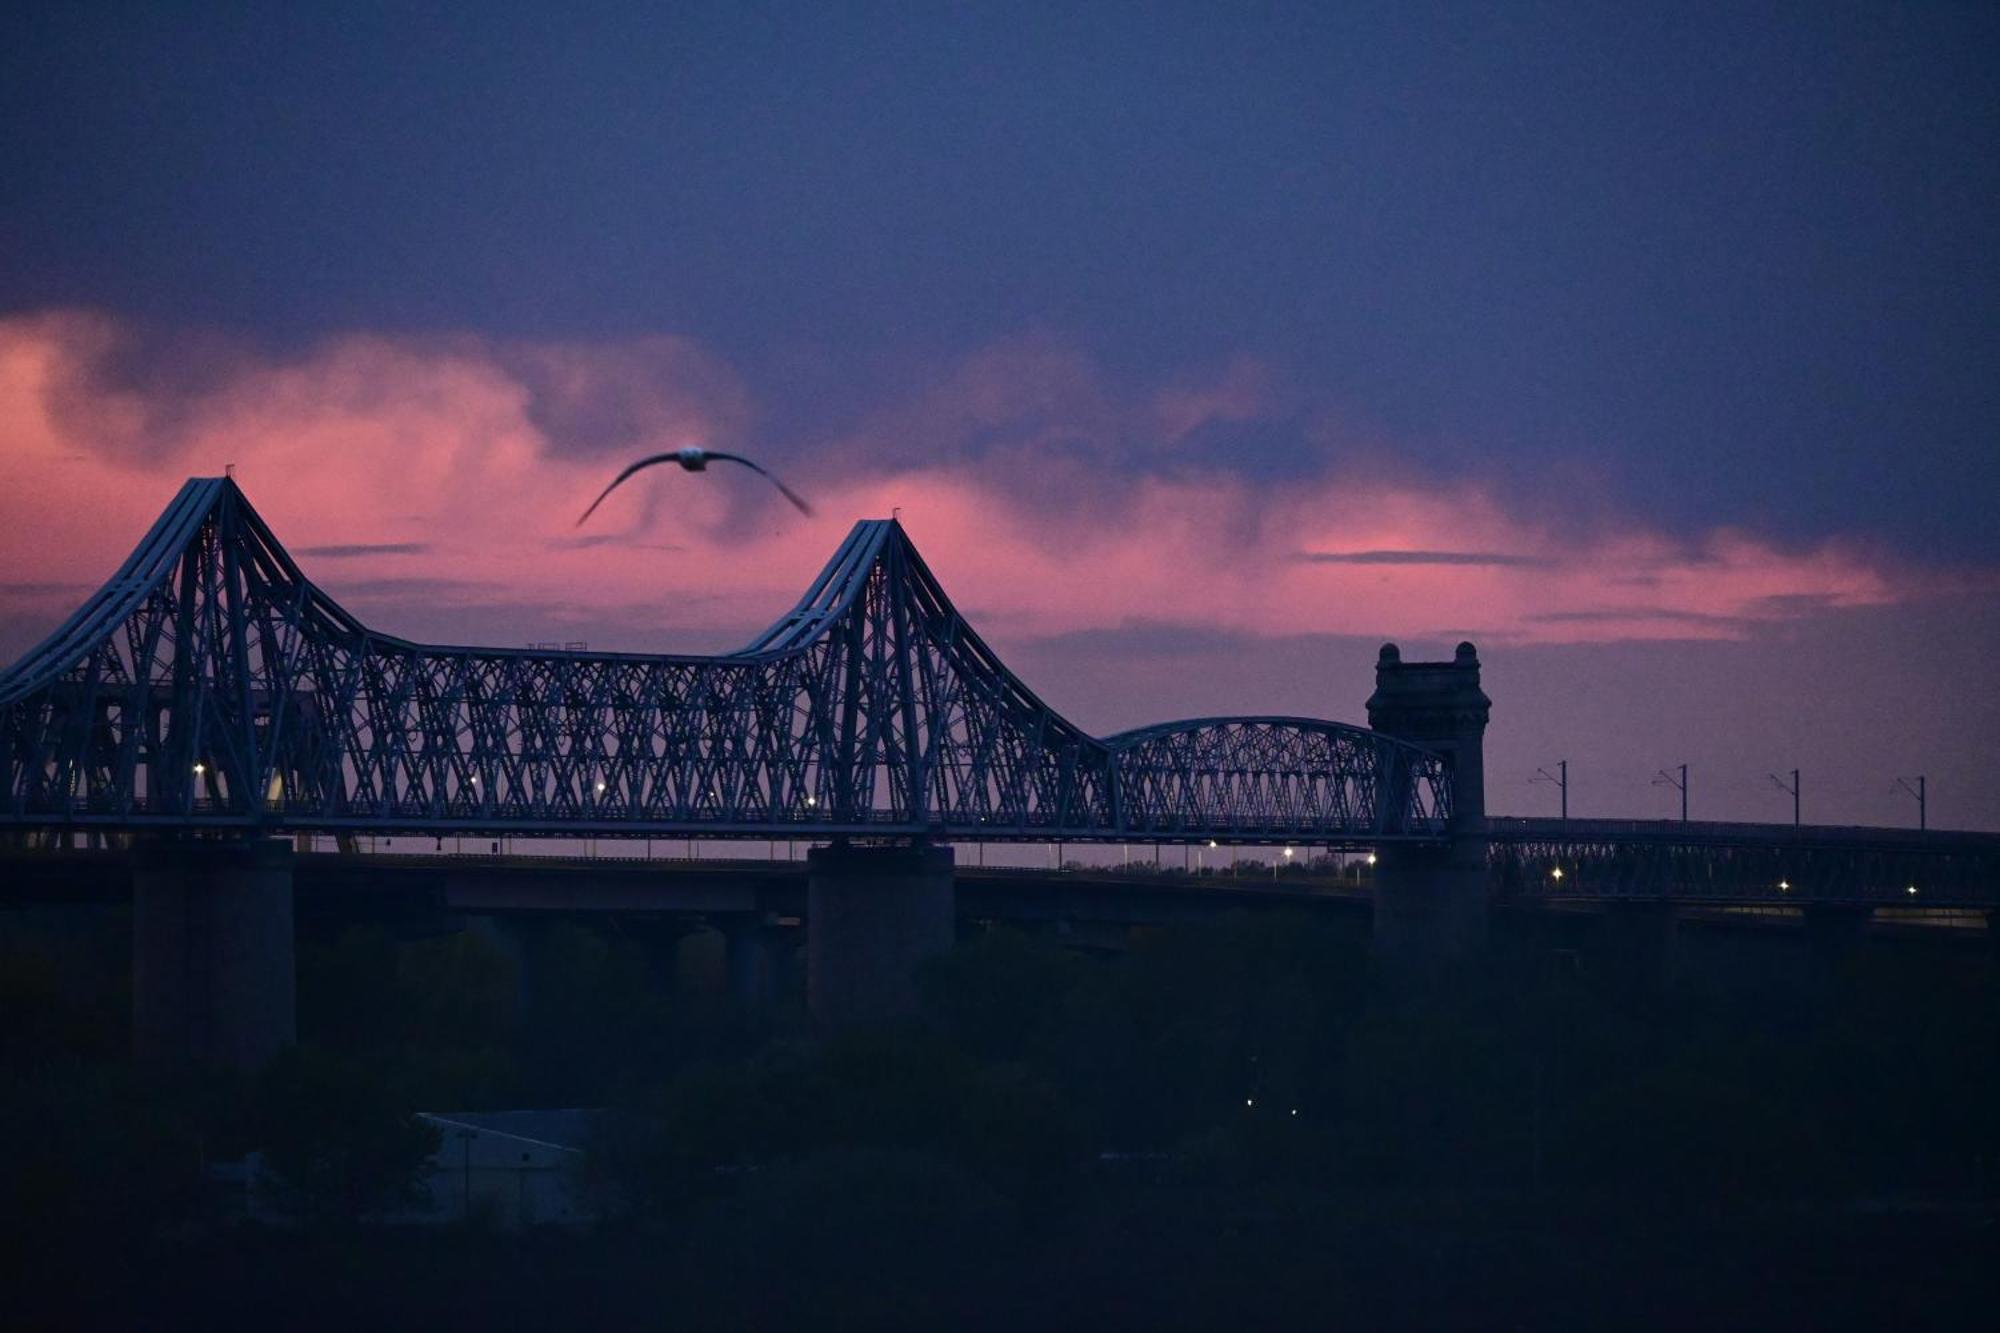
[1,479,1455,843]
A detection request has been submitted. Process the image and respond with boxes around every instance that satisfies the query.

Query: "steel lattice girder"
[1487,819,2000,907]
[0,478,1454,842]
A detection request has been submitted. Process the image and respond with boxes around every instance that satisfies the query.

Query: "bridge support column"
[807,843,954,1029]
[722,915,777,1012]
[620,918,697,996]
[133,837,295,1070]
[460,913,537,1015]
[1366,642,1492,993]
[1370,847,1489,988]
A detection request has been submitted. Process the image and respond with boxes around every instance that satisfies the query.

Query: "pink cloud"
[1152,354,1273,445]
[0,311,1937,665]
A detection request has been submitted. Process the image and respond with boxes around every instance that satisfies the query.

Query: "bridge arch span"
[1105,716,1451,842]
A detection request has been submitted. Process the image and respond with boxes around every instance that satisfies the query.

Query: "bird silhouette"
[576,445,814,526]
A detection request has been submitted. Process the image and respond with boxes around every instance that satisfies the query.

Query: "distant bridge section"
[1490,817,2000,908]
[0,479,1453,845]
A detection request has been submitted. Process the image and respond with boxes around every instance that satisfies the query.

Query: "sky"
[1,2,1996,828]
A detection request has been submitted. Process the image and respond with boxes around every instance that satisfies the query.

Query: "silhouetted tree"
[255,1047,441,1223]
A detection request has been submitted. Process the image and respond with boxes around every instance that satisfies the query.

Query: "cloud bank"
[0,311,1936,662]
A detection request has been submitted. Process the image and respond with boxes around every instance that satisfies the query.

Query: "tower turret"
[1366,641,1490,831]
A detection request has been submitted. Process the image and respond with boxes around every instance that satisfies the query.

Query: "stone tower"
[1365,642,1492,983]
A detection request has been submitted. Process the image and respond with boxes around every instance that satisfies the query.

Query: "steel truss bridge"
[0,478,1454,845]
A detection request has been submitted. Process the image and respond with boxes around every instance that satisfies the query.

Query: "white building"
[413,1108,599,1229]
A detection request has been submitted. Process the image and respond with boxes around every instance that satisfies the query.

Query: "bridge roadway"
[0,846,1369,934]
[6,825,1996,921]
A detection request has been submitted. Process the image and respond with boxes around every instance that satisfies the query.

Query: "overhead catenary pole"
[1896,775,1926,831]
[1769,769,1800,827]
[1653,764,1688,822]
[1532,760,1568,820]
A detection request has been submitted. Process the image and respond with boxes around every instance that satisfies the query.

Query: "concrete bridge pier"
[1369,846,1489,986]
[132,837,296,1070]
[807,842,955,1029]
[1366,641,1492,992]
[618,917,698,997]
[721,915,787,1012]
[460,913,545,1015]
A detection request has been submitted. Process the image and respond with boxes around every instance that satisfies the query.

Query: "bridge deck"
[4,837,1995,911]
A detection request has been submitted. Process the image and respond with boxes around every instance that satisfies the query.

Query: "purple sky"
[1,3,1995,828]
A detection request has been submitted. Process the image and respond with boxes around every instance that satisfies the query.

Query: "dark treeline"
[2,904,1996,1329]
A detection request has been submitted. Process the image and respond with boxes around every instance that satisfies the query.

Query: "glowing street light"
[192,762,206,776]
[1550,867,1564,881]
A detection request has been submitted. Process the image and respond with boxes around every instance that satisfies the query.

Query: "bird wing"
[575,451,681,526]
[706,452,816,517]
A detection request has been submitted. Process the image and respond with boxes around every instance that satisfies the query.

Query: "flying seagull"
[576,445,815,526]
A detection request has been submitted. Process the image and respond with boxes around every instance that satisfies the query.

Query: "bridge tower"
[1366,642,1492,985]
